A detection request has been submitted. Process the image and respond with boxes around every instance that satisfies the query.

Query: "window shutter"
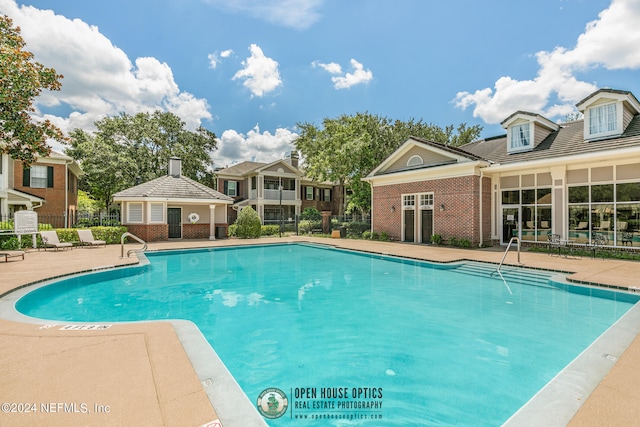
[23,167,31,187]
[47,166,54,188]
[224,181,228,194]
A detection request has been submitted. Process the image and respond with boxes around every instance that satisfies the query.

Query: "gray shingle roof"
[216,161,265,176]
[114,175,233,201]
[460,115,640,164]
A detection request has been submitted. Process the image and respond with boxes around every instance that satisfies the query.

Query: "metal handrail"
[120,232,147,258]
[492,236,521,276]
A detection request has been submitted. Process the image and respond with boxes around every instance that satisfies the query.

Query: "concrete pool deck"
[0,236,639,426]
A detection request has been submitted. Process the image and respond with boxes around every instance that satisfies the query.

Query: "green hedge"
[261,225,280,236]
[0,226,128,249]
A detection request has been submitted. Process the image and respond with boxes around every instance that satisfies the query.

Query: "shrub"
[235,207,262,238]
[448,236,459,246]
[300,207,322,221]
[431,234,442,245]
[228,224,237,237]
[88,226,128,244]
[344,222,370,238]
[299,220,322,234]
[459,238,471,248]
[362,231,372,240]
[261,225,280,236]
[379,231,390,241]
[371,231,380,240]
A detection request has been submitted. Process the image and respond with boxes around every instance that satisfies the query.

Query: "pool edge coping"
[1,240,638,426]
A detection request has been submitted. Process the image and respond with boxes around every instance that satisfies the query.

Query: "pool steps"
[451,262,556,288]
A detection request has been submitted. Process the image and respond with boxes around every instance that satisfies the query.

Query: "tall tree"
[66,111,217,210]
[0,15,66,165]
[294,113,482,215]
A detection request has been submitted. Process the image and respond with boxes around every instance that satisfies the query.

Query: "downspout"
[479,168,484,247]
[64,160,69,228]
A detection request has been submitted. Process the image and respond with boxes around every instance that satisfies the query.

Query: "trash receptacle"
[340,226,346,238]
[215,226,227,239]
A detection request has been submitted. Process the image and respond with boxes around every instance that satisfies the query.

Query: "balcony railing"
[249,189,297,201]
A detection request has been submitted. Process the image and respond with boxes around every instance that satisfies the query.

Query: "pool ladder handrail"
[492,236,521,276]
[120,232,148,258]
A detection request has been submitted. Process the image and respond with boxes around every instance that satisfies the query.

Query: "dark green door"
[421,209,433,244]
[168,208,182,238]
[404,209,415,242]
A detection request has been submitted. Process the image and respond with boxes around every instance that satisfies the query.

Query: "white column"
[209,205,216,240]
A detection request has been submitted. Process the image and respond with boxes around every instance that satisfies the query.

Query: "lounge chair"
[77,229,106,248]
[1,250,25,262]
[40,230,73,251]
[596,220,610,231]
[575,221,588,230]
[540,221,550,229]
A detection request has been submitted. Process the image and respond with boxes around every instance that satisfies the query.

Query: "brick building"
[0,151,80,228]
[364,88,640,248]
[113,157,233,242]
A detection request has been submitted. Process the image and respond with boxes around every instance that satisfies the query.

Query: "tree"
[294,113,482,215]
[66,111,218,210]
[235,206,261,238]
[0,15,66,166]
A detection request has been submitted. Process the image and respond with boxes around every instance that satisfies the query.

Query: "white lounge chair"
[1,250,25,262]
[77,229,106,248]
[40,230,73,251]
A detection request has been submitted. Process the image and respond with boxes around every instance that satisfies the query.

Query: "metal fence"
[263,214,371,236]
[0,212,121,230]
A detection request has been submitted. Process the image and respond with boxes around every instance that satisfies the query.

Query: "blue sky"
[2,0,640,167]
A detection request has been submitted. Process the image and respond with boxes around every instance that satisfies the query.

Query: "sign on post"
[14,210,38,248]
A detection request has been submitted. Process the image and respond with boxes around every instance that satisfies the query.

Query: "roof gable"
[576,89,640,115]
[368,137,485,177]
[257,159,301,175]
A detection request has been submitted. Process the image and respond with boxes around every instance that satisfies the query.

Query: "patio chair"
[77,229,106,248]
[575,221,588,230]
[1,250,25,262]
[547,233,561,256]
[589,233,608,259]
[621,231,634,246]
[40,230,73,251]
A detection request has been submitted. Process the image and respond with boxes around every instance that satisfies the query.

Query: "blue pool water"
[15,243,640,425]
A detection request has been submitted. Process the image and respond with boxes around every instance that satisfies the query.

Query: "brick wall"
[183,223,210,239]
[13,160,78,223]
[372,175,491,245]
[126,224,168,242]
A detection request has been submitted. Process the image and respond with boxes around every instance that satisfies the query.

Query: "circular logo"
[257,387,288,419]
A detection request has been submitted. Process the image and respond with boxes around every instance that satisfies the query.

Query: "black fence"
[0,213,121,230]
[263,214,371,237]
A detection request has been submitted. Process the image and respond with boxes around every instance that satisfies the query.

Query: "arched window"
[407,155,424,167]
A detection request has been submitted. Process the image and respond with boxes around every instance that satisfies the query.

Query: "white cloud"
[314,59,373,90]
[454,0,640,124]
[208,49,234,69]
[0,0,212,141]
[233,44,282,97]
[204,0,323,30]
[312,60,342,74]
[215,124,298,165]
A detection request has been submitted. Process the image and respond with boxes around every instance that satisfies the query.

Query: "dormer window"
[588,102,617,137]
[576,89,640,141]
[501,111,559,154]
[510,123,530,150]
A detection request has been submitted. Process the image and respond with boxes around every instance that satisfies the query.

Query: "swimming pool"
[11,243,640,425]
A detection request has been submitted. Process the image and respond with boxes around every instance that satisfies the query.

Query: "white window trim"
[149,202,165,223]
[419,193,434,209]
[227,180,237,197]
[407,155,424,167]
[30,165,48,188]
[306,186,314,200]
[127,202,143,223]
[585,101,622,140]
[508,123,532,153]
[402,194,416,209]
